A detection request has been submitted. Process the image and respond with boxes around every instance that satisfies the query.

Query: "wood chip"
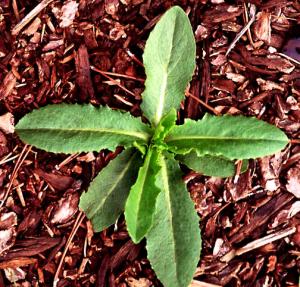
[286,165,300,198]
[75,45,95,101]
[12,0,54,36]
[253,12,271,44]
[59,1,79,28]
[0,72,16,100]
[0,113,14,134]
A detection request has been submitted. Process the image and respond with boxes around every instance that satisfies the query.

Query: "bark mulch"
[0,0,300,286]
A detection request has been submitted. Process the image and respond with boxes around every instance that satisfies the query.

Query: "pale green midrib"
[153,17,178,126]
[166,135,287,143]
[17,127,151,141]
[88,154,135,219]
[154,72,168,126]
[161,157,179,283]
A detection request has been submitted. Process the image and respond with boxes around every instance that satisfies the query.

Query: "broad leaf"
[166,114,289,160]
[141,6,196,126]
[79,149,142,232]
[125,147,161,243]
[177,151,248,178]
[146,154,201,287]
[16,104,152,153]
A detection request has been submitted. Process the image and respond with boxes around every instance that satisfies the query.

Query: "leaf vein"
[19,128,150,141]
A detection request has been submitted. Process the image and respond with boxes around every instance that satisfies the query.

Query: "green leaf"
[153,108,177,145]
[177,151,248,178]
[141,6,196,126]
[166,114,289,160]
[15,104,152,154]
[125,147,161,243]
[146,153,201,287]
[79,149,142,232]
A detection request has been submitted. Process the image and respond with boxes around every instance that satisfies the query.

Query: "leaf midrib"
[18,127,151,141]
[154,72,168,126]
[161,157,179,283]
[153,15,179,126]
[166,135,287,143]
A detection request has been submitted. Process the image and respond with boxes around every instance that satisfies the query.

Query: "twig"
[15,184,26,207]
[190,280,222,287]
[186,91,220,115]
[276,52,300,66]
[41,23,46,42]
[243,2,254,47]
[126,49,144,67]
[12,0,53,36]
[53,211,85,287]
[12,0,20,22]
[226,4,256,56]
[221,226,296,262]
[91,65,136,97]
[114,94,134,106]
[0,145,32,208]
[91,68,144,82]
[0,153,19,166]
[55,153,79,170]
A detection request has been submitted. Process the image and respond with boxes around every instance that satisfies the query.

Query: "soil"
[0,0,300,286]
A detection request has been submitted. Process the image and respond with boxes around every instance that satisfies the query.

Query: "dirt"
[0,0,300,286]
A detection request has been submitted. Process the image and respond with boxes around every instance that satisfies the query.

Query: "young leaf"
[141,6,196,126]
[125,147,161,243]
[177,152,248,178]
[146,154,201,287]
[166,114,289,160]
[152,108,177,144]
[16,104,152,154]
[79,149,142,232]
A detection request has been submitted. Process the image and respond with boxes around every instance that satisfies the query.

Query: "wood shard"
[230,192,294,243]
[0,72,16,100]
[75,45,95,101]
[0,257,37,269]
[253,12,271,44]
[286,165,300,198]
[34,168,74,191]
[0,237,61,261]
[222,226,296,262]
[59,0,79,28]
[22,17,41,36]
[11,0,54,36]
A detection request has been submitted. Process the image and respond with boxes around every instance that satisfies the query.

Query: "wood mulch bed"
[0,0,300,286]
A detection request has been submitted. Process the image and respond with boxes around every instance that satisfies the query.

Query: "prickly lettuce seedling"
[15,6,289,287]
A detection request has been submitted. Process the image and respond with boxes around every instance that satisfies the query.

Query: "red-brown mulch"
[0,0,300,286]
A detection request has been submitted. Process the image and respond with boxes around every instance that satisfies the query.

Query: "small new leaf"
[152,109,177,145]
[166,114,288,160]
[125,147,161,243]
[79,149,142,232]
[16,104,152,153]
[141,6,196,126]
[146,153,201,287]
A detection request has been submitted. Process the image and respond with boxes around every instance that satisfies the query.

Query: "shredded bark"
[0,0,299,286]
